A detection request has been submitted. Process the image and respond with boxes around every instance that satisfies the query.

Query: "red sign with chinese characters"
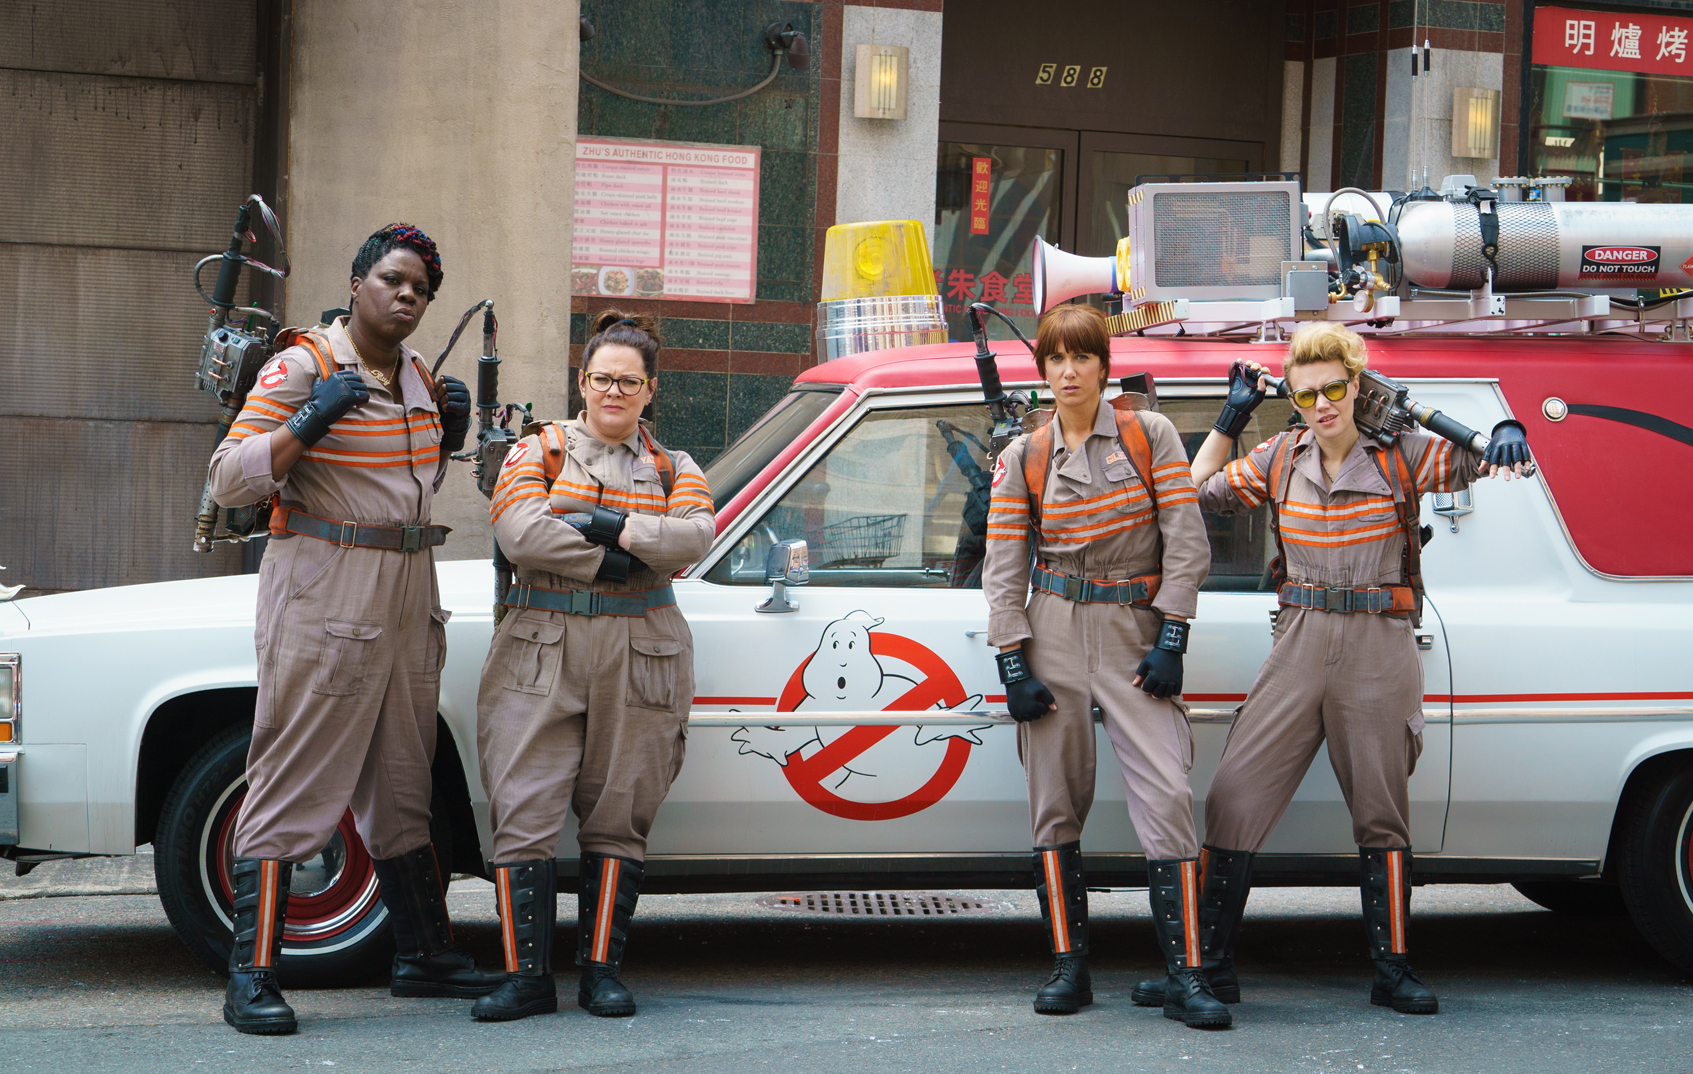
[969,157,991,235]
[1533,5,1693,77]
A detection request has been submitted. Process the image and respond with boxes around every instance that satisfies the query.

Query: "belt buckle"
[513,584,531,610]
[337,521,357,548]
[400,526,423,553]
[568,591,595,616]
[1064,575,1085,602]
[1300,582,1317,609]
[1366,586,1382,613]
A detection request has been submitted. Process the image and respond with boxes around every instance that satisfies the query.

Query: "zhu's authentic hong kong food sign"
[572,137,762,304]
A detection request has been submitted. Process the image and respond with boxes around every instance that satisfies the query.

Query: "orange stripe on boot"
[1043,851,1069,954]
[497,869,519,972]
[592,859,620,964]
[1181,861,1201,968]
[1388,851,1407,955]
[254,860,276,968]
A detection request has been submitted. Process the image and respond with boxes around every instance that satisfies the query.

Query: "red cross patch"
[257,358,287,390]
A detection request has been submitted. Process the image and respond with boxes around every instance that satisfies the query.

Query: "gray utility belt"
[1031,565,1160,606]
[1276,582,1416,615]
[279,504,449,552]
[504,583,675,618]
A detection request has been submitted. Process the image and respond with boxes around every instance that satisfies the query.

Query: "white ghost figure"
[731,610,990,787]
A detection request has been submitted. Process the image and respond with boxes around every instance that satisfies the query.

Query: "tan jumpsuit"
[984,403,1211,858]
[1196,428,1481,851]
[207,317,448,862]
[477,418,715,864]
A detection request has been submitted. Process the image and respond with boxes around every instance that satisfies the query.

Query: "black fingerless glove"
[997,648,1055,723]
[285,369,369,448]
[1213,361,1267,439]
[437,374,472,453]
[1482,419,1530,469]
[1135,618,1189,699]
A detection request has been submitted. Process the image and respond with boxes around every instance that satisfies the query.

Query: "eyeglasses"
[1288,378,1351,409]
[584,372,651,395]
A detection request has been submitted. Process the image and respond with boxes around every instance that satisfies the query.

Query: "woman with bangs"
[1176,321,1532,1017]
[982,304,1227,1029]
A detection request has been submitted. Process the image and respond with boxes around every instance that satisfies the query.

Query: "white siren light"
[1031,236,1121,313]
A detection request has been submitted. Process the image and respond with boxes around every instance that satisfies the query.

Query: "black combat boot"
[578,852,644,1017]
[224,857,296,1035]
[1147,858,1232,1029]
[373,844,501,998]
[471,859,559,1021]
[1031,842,1093,1014]
[1361,847,1438,1014]
[1134,846,1252,1007]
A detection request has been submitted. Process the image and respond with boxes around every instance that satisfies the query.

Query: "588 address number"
[1036,64,1107,88]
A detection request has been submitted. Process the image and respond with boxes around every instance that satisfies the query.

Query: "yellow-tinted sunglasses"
[1288,378,1351,409]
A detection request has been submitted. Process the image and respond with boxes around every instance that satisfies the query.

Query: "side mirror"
[757,539,809,613]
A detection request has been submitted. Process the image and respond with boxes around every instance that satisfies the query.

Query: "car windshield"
[701,386,842,511]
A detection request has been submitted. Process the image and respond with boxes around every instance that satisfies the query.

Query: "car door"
[663,393,1025,855]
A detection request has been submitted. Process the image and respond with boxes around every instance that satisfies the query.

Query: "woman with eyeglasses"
[1162,321,1532,1018]
[469,310,714,1023]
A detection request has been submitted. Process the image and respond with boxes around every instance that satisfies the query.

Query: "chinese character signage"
[572,137,761,304]
[1534,5,1693,77]
[970,158,992,235]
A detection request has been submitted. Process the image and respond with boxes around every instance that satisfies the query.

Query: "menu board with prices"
[571,137,762,305]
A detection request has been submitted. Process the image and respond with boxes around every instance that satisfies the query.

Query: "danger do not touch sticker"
[1580,244,1660,281]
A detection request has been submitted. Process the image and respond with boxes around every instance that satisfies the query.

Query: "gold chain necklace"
[346,330,394,387]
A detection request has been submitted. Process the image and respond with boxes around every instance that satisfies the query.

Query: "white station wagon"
[2,333,1691,984]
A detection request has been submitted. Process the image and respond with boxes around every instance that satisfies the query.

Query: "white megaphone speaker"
[1031,236,1123,313]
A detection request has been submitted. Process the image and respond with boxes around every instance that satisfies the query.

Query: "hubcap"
[291,835,348,899]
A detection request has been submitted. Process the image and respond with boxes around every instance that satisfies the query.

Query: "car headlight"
[0,654,17,743]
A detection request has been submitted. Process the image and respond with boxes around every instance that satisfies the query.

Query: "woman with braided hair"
[471,309,714,1023]
[207,223,492,1034]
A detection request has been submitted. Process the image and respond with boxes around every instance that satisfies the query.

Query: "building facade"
[5,0,1686,591]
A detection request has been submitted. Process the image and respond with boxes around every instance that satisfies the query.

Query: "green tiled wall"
[577,0,822,466]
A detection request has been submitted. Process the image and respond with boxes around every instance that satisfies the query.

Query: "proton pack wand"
[1259,366,1536,475]
[190,195,290,553]
[967,302,1038,461]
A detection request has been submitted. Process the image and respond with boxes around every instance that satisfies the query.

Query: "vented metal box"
[1124,181,1302,304]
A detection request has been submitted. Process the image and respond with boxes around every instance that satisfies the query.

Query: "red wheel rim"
[213,790,382,944]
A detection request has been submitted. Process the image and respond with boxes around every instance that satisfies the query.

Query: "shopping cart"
[817,513,907,568]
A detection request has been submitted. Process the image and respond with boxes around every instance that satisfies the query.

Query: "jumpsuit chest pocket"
[628,635,685,711]
[311,618,384,696]
[503,612,564,695]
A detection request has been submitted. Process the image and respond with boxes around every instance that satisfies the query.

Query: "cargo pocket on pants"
[628,635,685,710]
[424,606,451,684]
[503,612,564,695]
[312,619,384,696]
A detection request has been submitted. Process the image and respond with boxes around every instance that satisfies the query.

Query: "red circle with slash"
[774,633,974,821]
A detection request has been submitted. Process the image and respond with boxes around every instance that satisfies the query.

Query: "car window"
[704,395,1294,591]
[1160,396,1296,592]
[705,403,995,588]
[700,386,842,511]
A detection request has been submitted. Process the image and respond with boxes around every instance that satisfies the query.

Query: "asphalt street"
[1,853,1690,1074]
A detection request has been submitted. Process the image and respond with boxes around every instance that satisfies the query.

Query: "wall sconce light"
[1452,86,1501,159]
[854,44,909,120]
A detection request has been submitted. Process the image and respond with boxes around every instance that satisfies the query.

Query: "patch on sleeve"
[503,441,530,468]
[257,358,288,390]
[991,454,1008,486]
[1251,439,1273,453]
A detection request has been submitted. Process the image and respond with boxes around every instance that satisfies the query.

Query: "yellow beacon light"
[820,220,937,301]
[815,220,947,359]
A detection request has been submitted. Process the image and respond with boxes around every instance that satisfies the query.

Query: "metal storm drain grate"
[755,891,1009,917]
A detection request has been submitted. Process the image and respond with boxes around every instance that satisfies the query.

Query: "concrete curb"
[0,849,158,901]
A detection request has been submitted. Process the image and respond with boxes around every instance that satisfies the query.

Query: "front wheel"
[153,724,395,987]
[1618,762,1693,977]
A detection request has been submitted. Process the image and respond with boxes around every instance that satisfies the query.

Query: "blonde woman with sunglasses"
[471,310,714,1023]
[1150,321,1532,1018]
